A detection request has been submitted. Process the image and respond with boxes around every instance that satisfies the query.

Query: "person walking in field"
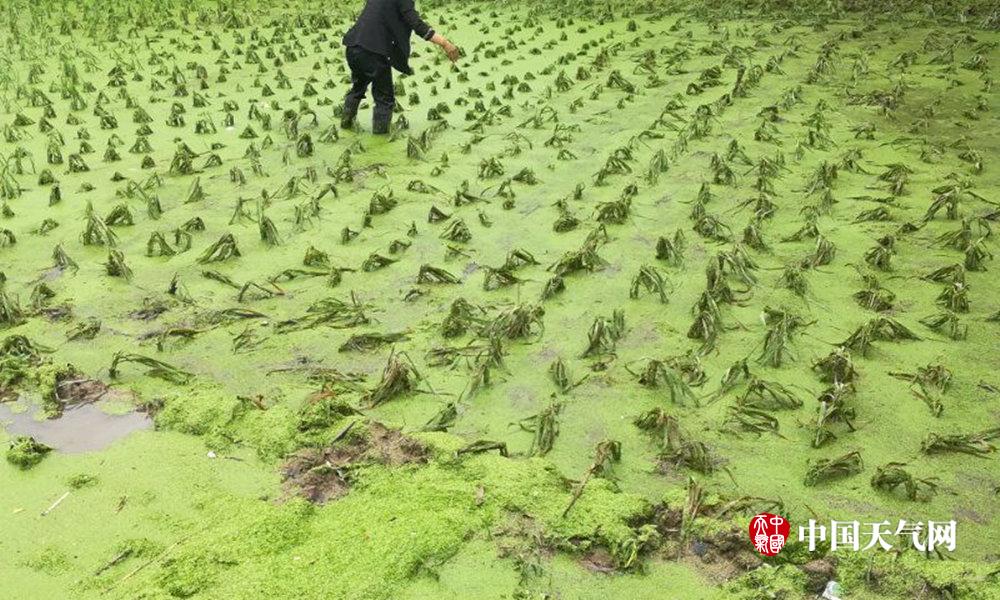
[341,0,460,134]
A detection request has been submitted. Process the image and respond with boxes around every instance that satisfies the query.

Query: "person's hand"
[430,33,461,63]
[442,41,460,63]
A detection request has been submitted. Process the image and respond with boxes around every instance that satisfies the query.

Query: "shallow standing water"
[0,403,152,453]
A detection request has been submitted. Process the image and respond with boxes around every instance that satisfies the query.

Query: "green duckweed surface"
[1,0,999,598]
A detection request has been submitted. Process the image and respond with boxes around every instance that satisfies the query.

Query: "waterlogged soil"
[1,0,999,599]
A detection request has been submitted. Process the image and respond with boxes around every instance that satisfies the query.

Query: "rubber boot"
[341,97,361,129]
[372,105,393,135]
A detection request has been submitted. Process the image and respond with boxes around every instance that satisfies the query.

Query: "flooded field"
[1,0,998,598]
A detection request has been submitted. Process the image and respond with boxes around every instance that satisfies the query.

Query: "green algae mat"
[1,0,999,598]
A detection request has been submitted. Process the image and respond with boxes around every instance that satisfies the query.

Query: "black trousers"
[344,45,394,114]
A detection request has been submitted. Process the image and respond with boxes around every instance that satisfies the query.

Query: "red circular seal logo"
[749,513,790,556]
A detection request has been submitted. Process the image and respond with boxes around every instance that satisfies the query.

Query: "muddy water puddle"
[0,402,152,453]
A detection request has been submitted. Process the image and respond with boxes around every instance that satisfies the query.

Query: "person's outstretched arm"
[399,0,460,62]
[429,32,460,62]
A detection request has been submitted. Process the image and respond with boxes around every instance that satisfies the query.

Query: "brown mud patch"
[800,558,837,593]
[651,505,762,584]
[55,371,133,407]
[281,421,428,504]
[684,529,763,583]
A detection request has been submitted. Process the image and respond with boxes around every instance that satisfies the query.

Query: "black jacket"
[343,0,435,75]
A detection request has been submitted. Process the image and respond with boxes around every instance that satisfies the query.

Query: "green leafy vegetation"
[1,0,998,598]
